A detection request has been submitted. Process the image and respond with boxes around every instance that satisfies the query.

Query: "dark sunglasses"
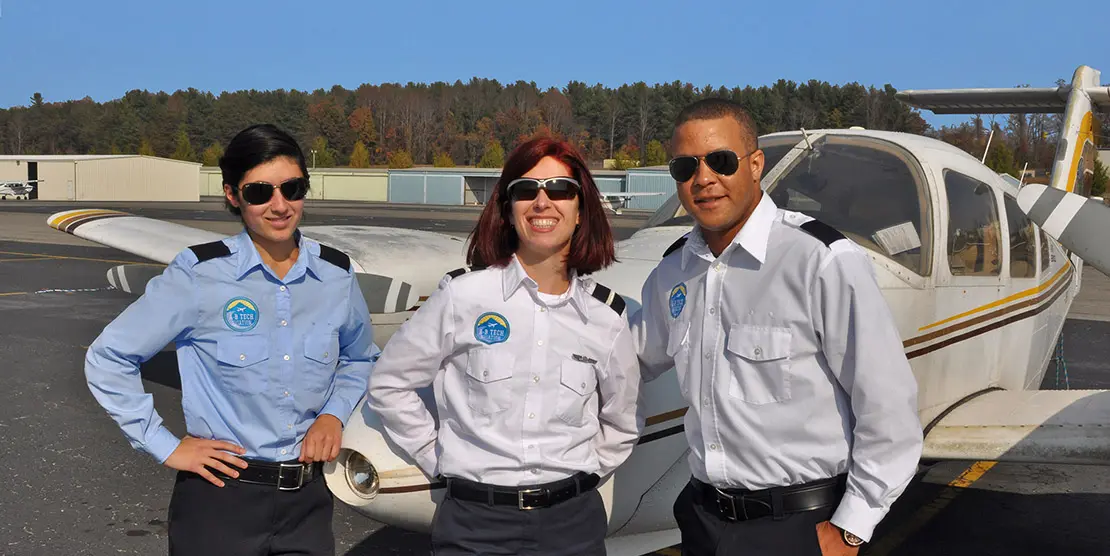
[668,149,756,183]
[505,177,580,202]
[237,177,309,205]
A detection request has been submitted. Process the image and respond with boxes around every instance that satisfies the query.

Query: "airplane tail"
[896,65,1108,194]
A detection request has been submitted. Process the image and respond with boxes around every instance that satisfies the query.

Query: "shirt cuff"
[320,399,355,427]
[146,427,182,464]
[830,490,886,543]
[414,442,439,478]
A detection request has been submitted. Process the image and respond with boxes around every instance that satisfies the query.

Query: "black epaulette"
[590,283,626,316]
[446,265,487,279]
[188,240,231,263]
[799,219,846,247]
[663,235,688,258]
[318,244,351,271]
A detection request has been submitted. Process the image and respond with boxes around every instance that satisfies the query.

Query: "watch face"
[842,530,865,547]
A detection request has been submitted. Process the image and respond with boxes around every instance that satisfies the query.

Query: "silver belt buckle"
[278,463,307,491]
[714,487,745,521]
[518,488,544,510]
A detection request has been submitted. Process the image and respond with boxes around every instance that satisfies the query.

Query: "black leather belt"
[691,475,846,522]
[445,472,600,510]
[213,459,323,491]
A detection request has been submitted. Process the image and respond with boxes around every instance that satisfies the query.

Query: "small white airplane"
[0,179,38,199]
[46,65,1110,555]
[599,191,665,214]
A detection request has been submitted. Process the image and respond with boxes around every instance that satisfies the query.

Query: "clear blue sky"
[1,0,1107,129]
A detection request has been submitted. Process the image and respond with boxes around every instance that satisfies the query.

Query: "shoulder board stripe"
[446,265,487,279]
[799,219,845,247]
[591,283,627,316]
[318,244,351,271]
[663,235,688,258]
[188,241,231,263]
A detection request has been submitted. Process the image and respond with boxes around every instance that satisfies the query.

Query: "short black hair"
[219,124,310,216]
[673,98,759,153]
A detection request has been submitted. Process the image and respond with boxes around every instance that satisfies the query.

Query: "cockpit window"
[945,170,1002,277]
[639,137,798,231]
[765,135,933,276]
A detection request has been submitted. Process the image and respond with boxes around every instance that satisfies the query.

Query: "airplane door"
[931,169,1005,393]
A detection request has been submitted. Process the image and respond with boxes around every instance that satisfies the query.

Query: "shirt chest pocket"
[666,321,692,394]
[302,330,340,393]
[725,324,792,405]
[464,348,516,416]
[555,358,599,426]
[215,335,271,395]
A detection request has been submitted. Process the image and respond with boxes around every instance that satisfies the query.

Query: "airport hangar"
[0,154,202,202]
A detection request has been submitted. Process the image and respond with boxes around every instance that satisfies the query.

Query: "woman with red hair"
[369,137,642,555]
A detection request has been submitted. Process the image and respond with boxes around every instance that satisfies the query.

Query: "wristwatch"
[840,528,865,547]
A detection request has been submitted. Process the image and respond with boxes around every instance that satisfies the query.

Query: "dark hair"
[219,124,310,216]
[673,98,759,152]
[467,137,616,275]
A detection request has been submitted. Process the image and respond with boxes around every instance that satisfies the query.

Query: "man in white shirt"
[633,99,922,555]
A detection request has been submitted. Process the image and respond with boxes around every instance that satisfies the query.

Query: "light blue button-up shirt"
[85,230,375,463]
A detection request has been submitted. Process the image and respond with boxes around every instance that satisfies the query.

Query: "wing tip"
[46,209,130,233]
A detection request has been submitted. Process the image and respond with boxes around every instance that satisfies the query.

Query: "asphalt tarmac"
[1,200,1108,556]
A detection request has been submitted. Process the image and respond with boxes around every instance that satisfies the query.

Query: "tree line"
[0,78,1102,193]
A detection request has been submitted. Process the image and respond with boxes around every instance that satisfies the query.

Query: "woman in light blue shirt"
[84,124,375,556]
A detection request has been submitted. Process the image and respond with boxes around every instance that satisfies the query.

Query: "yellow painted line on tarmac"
[0,291,29,297]
[0,256,54,263]
[866,461,996,555]
[0,250,160,267]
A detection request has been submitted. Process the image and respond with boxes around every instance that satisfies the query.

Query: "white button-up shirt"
[368,255,642,486]
[633,193,922,541]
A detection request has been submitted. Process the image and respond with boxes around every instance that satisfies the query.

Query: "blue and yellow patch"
[669,283,687,319]
[223,297,260,332]
[474,312,510,345]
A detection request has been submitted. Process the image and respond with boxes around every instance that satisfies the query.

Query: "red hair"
[467,137,616,275]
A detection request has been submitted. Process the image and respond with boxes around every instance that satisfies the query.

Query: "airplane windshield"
[766,134,932,276]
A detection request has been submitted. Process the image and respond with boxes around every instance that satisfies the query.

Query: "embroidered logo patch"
[223,297,260,332]
[669,283,687,319]
[474,312,510,345]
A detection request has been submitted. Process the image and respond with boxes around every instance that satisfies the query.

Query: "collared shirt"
[368,255,642,486]
[632,193,922,541]
[85,230,376,463]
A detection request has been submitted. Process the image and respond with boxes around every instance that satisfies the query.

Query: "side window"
[945,171,1002,277]
[1003,195,1037,278]
[1040,229,1051,271]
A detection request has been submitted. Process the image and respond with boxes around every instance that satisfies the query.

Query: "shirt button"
[580,382,587,389]
[709,444,718,451]
[709,307,716,315]
[528,413,536,419]
[539,307,546,313]
[281,320,287,326]
[703,397,710,406]
[279,285,287,292]
[239,354,246,361]
[483,371,489,377]
[527,444,535,449]
[287,424,293,429]
[704,352,711,359]
[533,375,540,383]
[713,264,722,272]
[537,340,544,346]
[754,347,763,357]
[281,449,287,455]
[531,469,540,475]
[284,354,290,361]
[323,352,329,358]
[284,391,290,397]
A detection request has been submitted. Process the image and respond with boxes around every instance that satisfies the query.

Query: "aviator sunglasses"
[237,177,309,205]
[668,149,756,183]
[505,177,581,202]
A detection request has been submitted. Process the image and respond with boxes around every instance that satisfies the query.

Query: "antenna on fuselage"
[981,128,995,164]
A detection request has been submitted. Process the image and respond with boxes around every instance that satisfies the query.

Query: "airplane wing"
[46,209,469,329]
[895,87,1070,114]
[922,389,1110,464]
